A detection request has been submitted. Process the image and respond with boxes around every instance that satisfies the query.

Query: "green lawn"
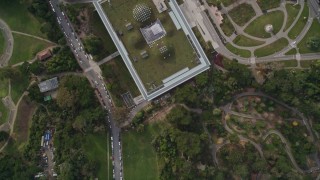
[229,3,256,27]
[9,34,53,65]
[11,71,30,104]
[0,0,45,37]
[254,38,288,57]
[226,43,251,58]
[284,4,301,32]
[90,11,117,57]
[122,123,161,180]
[300,60,319,68]
[0,78,9,125]
[103,0,197,87]
[101,57,140,107]
[257,0,281,11]
[288,4,309,40]
[233,35,265,47]
[221,14,235,37]
[285,48,297,55]
[297,20,320,54]
[0,101,8,125]
[83,133,112,180]
[281,59,298,67]
[206,0,237,7]
[244,11,284,38]
[0,30,5,55]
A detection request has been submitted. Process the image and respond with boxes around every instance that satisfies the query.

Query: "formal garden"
[210,0,320,65]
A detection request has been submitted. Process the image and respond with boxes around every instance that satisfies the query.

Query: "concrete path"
[11,31,56,45]
[0,19,13,67]
[97,51,119,66]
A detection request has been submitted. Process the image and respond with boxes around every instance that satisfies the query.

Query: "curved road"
[0,19,13,67]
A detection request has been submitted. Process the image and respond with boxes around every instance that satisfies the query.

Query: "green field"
[0,79,9,125]
[83,133,112,180]
[0,0,45,37]
[281,59,298,67]
[206,0,237,7]
[122,123,161,180]
[300,60,319,68]
[284,4,301,32]
[0,101,8,125]
[257,0,281,11]
[11,71,30,104]
[233,35,265,47]
[285,48,297,55]
[101,57,140,107]
[244,11,284,38]
[103,0,197,87]
[297,20,320,54]
[10,34,53,65]
[226,43,251,58]
[254,38,288,57]
[229,3,256,27]
[90,11,117,57]
[288,4,309,40]
[0,30,5,55]
[221,14,235,37]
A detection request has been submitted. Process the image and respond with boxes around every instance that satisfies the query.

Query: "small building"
[38,77,59,93]
[140,19,166,44]
[37,49,52,61]
[140,50,149,59]
[125,23,133,31]
[152,0,168,13]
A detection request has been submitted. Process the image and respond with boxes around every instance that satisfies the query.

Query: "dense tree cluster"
[45,47,80,74]
[262,61,320,118]
[152,106,214,179]
[28,0,64,43]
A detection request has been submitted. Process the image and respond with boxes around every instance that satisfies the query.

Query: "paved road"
[50,0,123,179]
[0,19,13,67]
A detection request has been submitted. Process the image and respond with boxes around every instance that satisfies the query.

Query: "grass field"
[244,11,284,38]
[90,11,117,59]
[300,60,319,68]
[122,123,161,180]
[11,71,30,104]
[103,0,197,87]
[83,133,112,180]
[233,35,265,47]
[254,38,288,57]
[226,43,251,58]
[221,14,235,37]
[288,4,309,40]
[229,3,256,27]
[257,0,281,11]
[9,34,54,65]
[207,0,237,7]
[284,4,301,32]
[0,0,45,37]
[0,101,8,125]
[0,30,5,55]
[0,78,9,125]
[281,59,298,67]
[101,56,140,107]
[297,20,320,54]
[12,96,37,147]
[285,48,297,55]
